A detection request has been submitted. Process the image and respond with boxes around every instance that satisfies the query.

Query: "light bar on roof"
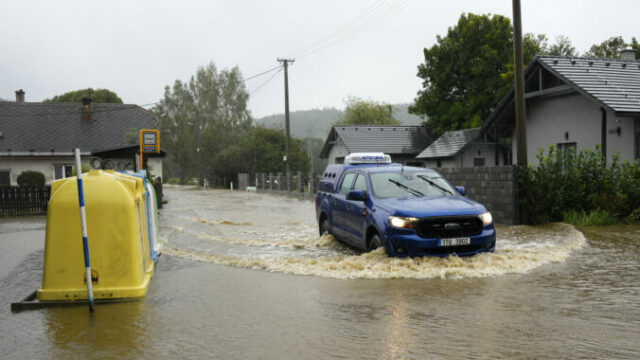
[345,152,392,164]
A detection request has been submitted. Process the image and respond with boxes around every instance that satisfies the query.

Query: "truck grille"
[415,216,483,239]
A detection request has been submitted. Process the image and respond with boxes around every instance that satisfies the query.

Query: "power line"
[293,0,413,61]
[249,67,283,95]
[242,65,282,82]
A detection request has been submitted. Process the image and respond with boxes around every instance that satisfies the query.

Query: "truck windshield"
[369,171,456,199]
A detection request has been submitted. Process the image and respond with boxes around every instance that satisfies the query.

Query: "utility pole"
[512,0,527,166]
[278,58,294,191]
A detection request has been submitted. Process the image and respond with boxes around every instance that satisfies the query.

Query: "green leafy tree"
[585,36,626,58]
[548,35,576,56]
[44,88,123,103]
[243,126,309,174]
[153,62,252,184]
[410,13,521,137]
[409,13,566,137]
[337,97,400,125]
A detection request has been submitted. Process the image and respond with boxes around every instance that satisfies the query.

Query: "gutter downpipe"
[600,107,607,166]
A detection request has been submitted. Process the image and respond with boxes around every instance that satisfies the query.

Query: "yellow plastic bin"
[37,170,154,302]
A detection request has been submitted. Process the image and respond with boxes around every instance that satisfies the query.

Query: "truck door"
[344,173,369,247]
[332,172,356,240]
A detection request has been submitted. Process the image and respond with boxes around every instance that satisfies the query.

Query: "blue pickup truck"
[315,153,496,257]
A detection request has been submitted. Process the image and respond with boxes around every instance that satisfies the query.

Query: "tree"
[153,62,252,184]
[409,13,563,137]
[409,13,516,137]
[44,88,123,103]
[337,97,400,125]
[585,36,639,58]
[548,35,576,56]
[243,126,309,175]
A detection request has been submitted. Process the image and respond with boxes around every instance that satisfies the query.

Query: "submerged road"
[1,186,639,359]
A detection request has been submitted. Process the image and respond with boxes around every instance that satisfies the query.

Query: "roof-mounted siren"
[345,152,392,165]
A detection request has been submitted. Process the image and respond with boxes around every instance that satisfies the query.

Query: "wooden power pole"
[513,0,527,166]
[278,58,294,191]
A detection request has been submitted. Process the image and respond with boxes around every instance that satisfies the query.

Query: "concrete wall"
[0,156,163,185]
[437,166,519,225]
[513,93,638,165]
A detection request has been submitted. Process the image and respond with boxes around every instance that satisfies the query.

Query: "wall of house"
[460,143,505,167]
[0,156,163,185]
[327,138,348,164]
[420,143,505,169]
[0,156,85,185]
[636,118,640,159]
[512,93,637,165]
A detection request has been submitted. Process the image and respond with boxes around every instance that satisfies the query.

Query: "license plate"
[440,237,471,247]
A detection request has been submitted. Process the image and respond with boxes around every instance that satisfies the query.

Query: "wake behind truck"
[315,153,496,257]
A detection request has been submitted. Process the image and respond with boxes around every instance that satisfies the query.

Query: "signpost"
[139,129,160,170]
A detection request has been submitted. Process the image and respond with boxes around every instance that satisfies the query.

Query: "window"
[339,173,356,195]
[636,132,640,159]
[473,157,485,167]
[353,174,367,191]
[335,157,344,164]
[557,142,577,157]
[54,165,73,180]
[0,170,10,185]
[436,159,442,168]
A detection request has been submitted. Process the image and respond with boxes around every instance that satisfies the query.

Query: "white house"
[319,125,432,166]
[416,128,506,168]
[0,91,165,185]
[482,50,640,165]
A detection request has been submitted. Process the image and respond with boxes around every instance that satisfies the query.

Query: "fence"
[238,172,320,199]
[0,186,51,216]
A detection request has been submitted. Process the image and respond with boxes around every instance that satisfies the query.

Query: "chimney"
[620,47,636,61]
[81,97,92,120]
[15,89,25,103]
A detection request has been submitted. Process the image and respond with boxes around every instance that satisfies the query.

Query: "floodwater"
[1,186,639,359]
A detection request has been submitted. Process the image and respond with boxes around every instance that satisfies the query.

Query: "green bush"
[562,209,617,226]
[16,171,45,186]
[519,146,640,225]
[167,178,181,185]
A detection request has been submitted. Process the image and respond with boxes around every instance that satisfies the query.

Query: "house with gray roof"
[482,50,640,165]
[319,125,432,165]
[416,128,506,168]
[0,91,165,185]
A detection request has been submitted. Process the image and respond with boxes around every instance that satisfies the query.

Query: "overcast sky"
[1,0,638,118]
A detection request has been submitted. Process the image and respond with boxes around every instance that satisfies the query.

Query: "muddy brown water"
[1,186,638,359]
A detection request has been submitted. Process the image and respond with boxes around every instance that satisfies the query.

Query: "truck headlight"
[479,212,493,226]
[388,216,419,229]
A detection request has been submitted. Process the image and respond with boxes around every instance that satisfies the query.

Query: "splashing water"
[159,188,586,279]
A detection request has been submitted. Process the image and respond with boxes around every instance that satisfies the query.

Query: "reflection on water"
[1,187,638,360]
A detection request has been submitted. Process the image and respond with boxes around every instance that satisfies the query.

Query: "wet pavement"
[1,186,639,359]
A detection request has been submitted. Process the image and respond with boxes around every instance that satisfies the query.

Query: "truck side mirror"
[455,186,466,196]
[346,190,368,201]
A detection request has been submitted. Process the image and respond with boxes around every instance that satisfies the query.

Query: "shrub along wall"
[437,166,519,225]
[519,146,640,225]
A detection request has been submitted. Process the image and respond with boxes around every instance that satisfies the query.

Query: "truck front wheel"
[369,234,383,251]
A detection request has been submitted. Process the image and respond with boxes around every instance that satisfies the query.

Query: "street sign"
[139,129,160,170]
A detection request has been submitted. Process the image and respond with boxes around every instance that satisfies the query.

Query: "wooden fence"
[0,186,51,216]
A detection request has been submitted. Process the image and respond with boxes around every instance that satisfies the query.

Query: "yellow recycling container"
[37,170,154,302]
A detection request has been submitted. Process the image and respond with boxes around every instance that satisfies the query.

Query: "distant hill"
[255,103,425,140]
